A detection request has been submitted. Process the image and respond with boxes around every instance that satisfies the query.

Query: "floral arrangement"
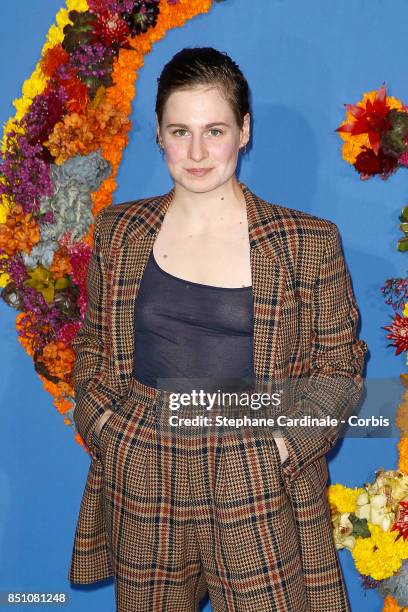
[336,83,408,182]
[382,282,408,357]
[343,263,408,610]
[333,82,408,609]
[329,470,408,606]
[0,0,224,454]
[336,83,408,252]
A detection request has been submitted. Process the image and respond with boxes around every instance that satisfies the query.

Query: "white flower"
[333,513,356,551]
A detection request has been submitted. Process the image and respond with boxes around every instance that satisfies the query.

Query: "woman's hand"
[94,408,115,438]
[273,433,289,464]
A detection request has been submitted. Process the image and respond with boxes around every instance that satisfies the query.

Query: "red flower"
[384,312,408,355]
[41,45,69,78]
[336,83,393,155]
[94,11,131,48]
[354,145,398,180]
[390,499,408,541]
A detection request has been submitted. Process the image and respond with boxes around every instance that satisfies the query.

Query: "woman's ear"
[155,113,161,145]
[241,112,251,148]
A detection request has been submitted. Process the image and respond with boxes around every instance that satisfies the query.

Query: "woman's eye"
[173,129,188,136]
[171,128,223,137]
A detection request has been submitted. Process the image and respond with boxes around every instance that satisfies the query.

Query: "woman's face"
[156,85,250,193]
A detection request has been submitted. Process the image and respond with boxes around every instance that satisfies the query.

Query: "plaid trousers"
[91,376,345,612]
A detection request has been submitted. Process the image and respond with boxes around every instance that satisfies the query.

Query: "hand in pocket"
[92,408,116,450]
[272,433,289,464]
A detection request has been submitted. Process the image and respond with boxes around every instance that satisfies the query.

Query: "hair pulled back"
[155,46,251,144]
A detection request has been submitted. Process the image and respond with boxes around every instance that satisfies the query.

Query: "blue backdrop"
[0,1,405,610]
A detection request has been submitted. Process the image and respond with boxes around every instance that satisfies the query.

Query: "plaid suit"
[68,181,368,611]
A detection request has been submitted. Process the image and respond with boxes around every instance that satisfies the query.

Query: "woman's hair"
[155,46,251,144]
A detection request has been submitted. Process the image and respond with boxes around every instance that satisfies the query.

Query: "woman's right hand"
[272,432,289,465]
[94,408,115,439]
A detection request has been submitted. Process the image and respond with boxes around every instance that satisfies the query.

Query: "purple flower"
[0,130,53,215]
[70,42,113,80]
[22,85,67,148]
[380,276,408,312]
[88,0,136,14]
[17,285,68,351]
[6,254,29,285]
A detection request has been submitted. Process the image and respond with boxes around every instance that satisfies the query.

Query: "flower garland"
[335,84,408,610]
[0,0,225,454]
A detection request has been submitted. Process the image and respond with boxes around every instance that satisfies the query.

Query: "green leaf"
[397,237,408,252]
[399,205,408,222]
[349,513,371,538]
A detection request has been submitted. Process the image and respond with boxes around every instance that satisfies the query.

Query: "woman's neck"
[169,177,247,229]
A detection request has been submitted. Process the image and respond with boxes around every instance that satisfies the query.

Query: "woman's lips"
[186,168,213,176]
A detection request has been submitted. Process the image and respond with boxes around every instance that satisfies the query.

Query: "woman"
[69,47,368,611]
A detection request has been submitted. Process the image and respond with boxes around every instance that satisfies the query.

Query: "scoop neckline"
[151,250,252,291]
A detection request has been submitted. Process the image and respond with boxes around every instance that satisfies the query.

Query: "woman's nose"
[188,136,208,161]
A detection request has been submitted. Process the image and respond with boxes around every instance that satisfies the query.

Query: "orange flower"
[396,390,408,438]
[38,340,76,381]
[15,312,37,358]
[398,437,408,474]
[382,593,407,611]
[0,204,40,256]
[44,93,130,164]
[74,431,90,455]
[50,246,72,279]
[338,86,403,164]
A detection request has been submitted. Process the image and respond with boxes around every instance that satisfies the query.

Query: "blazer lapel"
[108,182,288,395]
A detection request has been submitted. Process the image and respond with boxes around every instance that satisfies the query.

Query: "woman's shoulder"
[95,194,160,223]
[92,193,164,242]
[256,193,339,240]
[238,181,337,237]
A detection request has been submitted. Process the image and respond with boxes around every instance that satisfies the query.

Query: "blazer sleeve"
[278,222,368,483]
[71,210,122,459]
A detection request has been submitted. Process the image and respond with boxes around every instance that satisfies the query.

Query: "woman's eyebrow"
[165,122,229,128]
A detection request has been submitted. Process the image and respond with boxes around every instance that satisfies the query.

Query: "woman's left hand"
[273,434,289,464]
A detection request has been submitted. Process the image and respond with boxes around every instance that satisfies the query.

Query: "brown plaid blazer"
[68,181,368,609]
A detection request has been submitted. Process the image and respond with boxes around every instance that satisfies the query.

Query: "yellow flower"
[21,65,48,104]
[0,272,10,288]
[328,483,364,513]
[352,522,408,580]
[4,62,49,125]
[0,201,10,225]
[66,0,89,11]
[43,24,64,52]
[341,134,370,164]
[0,254,9,288]
[1,119,25,154]
[404,303,408,318]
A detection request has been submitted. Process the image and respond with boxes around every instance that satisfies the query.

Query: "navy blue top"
[132,250,254,393]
